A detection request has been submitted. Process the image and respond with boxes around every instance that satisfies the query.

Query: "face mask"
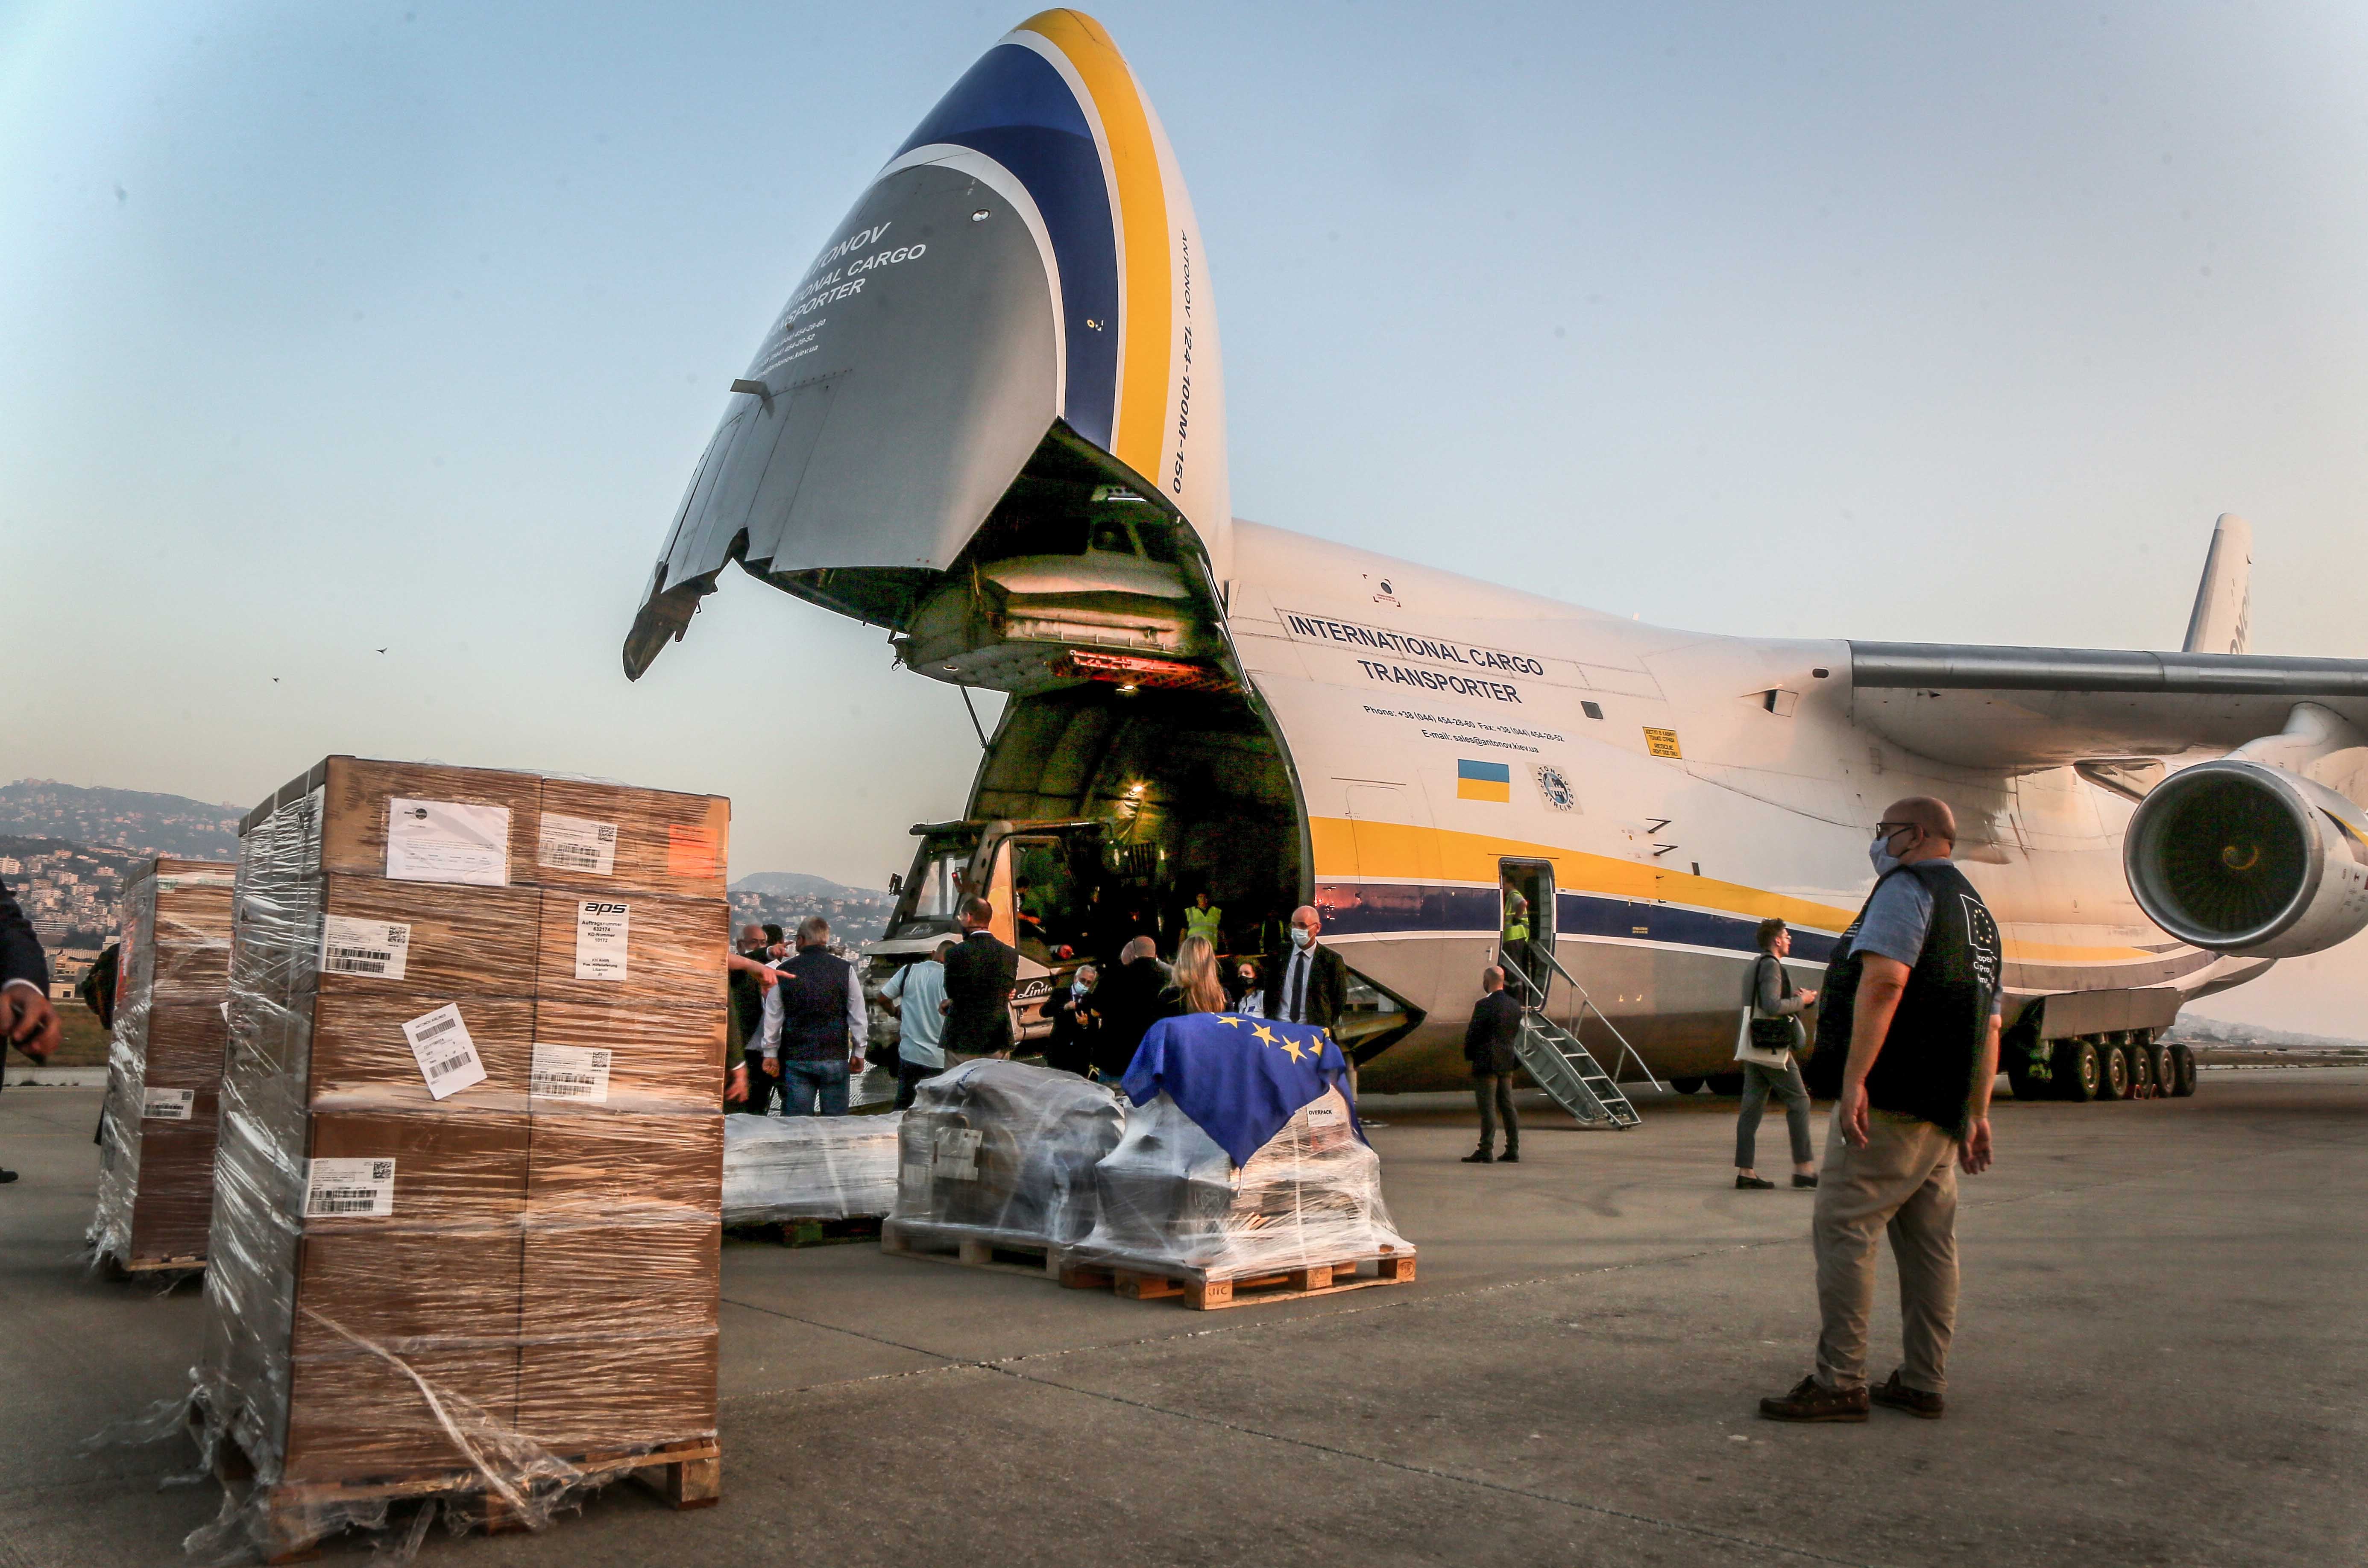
[1869,834,1901,875]
[1291,927,1312,950]
[1071,979,1088,996]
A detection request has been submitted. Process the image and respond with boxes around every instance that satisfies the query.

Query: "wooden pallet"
[196,1406,718,1562]
[1059,1249,1416,1311]
[728,1216,883,1249]
[99,1249,206,1278]
[878,1217,1064,1278]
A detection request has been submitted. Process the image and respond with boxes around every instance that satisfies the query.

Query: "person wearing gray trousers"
[1737,919,1819,1190]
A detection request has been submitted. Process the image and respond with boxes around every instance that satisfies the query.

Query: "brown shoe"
[1758,1375,1869,1422]
[1870,1370,1944,1419]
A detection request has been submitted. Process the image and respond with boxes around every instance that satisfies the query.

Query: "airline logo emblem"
[1457,760,1512,802]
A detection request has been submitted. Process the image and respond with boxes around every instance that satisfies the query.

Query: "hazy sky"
[7,3,2367,1030]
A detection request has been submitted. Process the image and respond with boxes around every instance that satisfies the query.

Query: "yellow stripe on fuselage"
[1308,816,2160,961]
[1020,9,1172,481]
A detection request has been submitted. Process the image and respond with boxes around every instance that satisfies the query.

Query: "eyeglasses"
[1873,821,1918,837]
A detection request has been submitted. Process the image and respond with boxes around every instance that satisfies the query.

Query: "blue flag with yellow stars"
[1122,1012,1361,1166]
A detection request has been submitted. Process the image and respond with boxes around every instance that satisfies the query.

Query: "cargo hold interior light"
[1055,649,1235,694]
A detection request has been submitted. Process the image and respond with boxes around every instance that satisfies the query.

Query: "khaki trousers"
[1811,1106,1959,1394]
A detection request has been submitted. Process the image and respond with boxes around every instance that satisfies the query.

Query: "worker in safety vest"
[1181,891,1223,950]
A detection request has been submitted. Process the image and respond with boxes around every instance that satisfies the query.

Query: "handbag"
[1739,956,1804,1060]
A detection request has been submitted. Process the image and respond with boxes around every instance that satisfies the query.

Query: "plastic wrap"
[1073,1087,1410,1279]
[89,858,236,1271]
[182,757,730,1560]
[888,1060,1124,1249]
[722,1113,902,1224]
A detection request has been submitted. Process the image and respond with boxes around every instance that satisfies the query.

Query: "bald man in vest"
[1761,796,2002,1424]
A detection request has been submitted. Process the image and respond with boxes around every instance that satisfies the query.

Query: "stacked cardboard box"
[197,758,729,1501]
[90,857,236,1271]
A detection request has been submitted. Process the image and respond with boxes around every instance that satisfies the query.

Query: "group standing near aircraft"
[626,9,2368,1100]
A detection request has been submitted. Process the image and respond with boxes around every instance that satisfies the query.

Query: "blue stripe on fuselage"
[896,42,1120,450]
[1314,882,1840,964]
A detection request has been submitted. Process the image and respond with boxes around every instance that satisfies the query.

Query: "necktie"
[1288,951,1307,1023]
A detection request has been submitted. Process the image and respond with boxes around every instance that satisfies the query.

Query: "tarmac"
[1,1069,2360,1567]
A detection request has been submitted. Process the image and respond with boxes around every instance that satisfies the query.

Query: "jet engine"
[2125,759,2368,958]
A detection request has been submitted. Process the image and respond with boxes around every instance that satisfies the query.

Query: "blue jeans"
[779,1058,850,1117]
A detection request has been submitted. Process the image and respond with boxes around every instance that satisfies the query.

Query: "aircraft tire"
[2052,1038,2099,1102]
[1705,1072,1746,1097]
[2127,1037,2157,1097]
[2170,1043,2198,1097]
[2151,1041,2177,1098]
[2096,1039,2131,1101]
[1669,1076,1705,1095]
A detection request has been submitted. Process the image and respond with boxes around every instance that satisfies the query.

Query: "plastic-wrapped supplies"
[723,1113,902,1224]
[89,857,235,1272]
[887,1060,1124,1250]
[1075,1086,1409,1278]
[181,757,731,1559]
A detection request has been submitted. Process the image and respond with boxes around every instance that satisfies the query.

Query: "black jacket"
[1091,956,1174,1078]
[1039,985,1099,1077]
[1269,942,1348,1033]
[942,930,1019,1056]
[728,946,769,1049]
[1464,989,1524,1077]
[1,880,50,1077]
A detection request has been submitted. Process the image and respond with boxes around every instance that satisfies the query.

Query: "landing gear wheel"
[2152,1041,2176,1097]
[2170,1043,2198,1097]
[1670,1076,1705,1095]
[2053,1038,2099,1102]
[2097,1039,2131,1101]
[1706,1072,1746,1097]
[2127,1038,2157,1097]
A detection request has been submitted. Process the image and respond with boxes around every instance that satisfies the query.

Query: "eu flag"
[1122,1013,1360,1166]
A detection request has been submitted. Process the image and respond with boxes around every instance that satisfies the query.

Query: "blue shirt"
[881,958,947,1068]
[1853,859,2004,1018]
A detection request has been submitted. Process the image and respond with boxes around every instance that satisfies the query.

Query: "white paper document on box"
[385,799,511,886]
[574,899,631,981]
[538,813,618,875]
[141,1087,195,1120]
[319,915,412,979]
[530,1042,613,1103]
[305,1157,396,1218]
[401,1003,487,1099]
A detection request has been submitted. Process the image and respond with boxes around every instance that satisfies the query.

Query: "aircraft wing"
[1848,642,2368,768]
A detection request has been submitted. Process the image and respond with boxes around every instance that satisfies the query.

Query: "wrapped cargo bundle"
[190,758,730,1557]
[722,1112,903,1224]
[1075,1087,1408,1278]
[88,857,235,1272]
[887,1060,1123,1250]
[1072,1013,1410,1284]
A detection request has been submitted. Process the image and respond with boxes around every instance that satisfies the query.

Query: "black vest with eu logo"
[1807,861,2002,1135]
[777,947,854,1062]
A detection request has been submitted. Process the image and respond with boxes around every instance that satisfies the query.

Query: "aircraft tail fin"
[2181,512,2252,655]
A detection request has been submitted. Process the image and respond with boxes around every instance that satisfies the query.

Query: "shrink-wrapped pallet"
[1073,1087,1410,1278]
[189,758,730,1556]
[722,1113,903,1224]
[89,857,236,1271]
[886,1060,1123,1250]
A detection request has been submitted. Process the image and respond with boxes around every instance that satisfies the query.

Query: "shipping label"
[932,1127,981,1181]
[385,798,511,886]
[400,1003,487,1099]
[305,1157,396,1218]
[537,813,618,876]
[141,1087,196,1121]
[573,900,631,981]
[530,1041,613,1103]
[319,915,411,979]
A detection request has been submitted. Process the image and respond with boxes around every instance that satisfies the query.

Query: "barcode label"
[319,915,411,979]
[304,1157,395,1218]
[932,1127,981,1181]
[530,1041,613,1103]
[538,813,619,876]
[142,1087,196,1120]
[573,900,631,982]
[400,1004,486,1100]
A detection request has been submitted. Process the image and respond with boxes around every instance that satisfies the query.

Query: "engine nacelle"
[2125,759,2368,958]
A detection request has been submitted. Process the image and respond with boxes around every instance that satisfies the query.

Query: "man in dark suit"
[1089,936,1173,1080]
[1,879,61,1185]
[1271,905,1348,1036]
[1462,966,1525,1164]
[941,897,1019,1059]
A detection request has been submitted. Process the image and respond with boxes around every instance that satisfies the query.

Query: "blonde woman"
[1168,934,1231,1015]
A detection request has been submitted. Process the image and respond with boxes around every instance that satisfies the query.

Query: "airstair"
[1498,945,1656,1129]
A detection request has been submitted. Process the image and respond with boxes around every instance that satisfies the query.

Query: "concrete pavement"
[1,1071,2360,1566]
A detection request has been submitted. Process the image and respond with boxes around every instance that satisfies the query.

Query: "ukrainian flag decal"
[1456,759,1512,802]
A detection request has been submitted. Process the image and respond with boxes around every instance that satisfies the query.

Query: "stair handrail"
[1521,942,1663,1094]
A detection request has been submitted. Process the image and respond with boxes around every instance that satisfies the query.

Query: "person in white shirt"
[879,938,954,1109]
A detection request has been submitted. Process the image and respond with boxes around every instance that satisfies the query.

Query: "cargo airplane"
[626,11,2368,1104]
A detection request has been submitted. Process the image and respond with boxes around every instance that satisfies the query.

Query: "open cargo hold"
[89,857,236,1273]
[193,758,729,1559]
